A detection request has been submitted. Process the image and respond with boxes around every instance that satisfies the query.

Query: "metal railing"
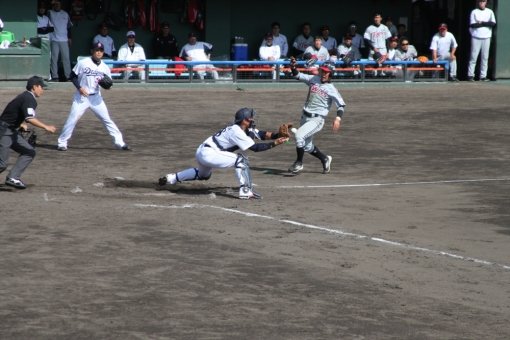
[101,59,449,84]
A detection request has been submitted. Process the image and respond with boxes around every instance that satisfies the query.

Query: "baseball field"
[1,81,509,339]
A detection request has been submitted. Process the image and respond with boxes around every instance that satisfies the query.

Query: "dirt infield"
[1,82,509,339]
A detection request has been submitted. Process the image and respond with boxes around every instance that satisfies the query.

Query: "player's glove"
[278,123,293,138]
[341,53,353,66]
[18,126,37,147]
[98,74,113,89]
[417,55,429,63]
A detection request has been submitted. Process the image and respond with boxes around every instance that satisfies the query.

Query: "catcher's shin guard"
[235,153,252,188]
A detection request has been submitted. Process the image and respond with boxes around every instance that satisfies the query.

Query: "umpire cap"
[234,108,256,124]
[26,76,48,90]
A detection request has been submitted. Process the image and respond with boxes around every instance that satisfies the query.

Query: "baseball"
[290,127,298,134]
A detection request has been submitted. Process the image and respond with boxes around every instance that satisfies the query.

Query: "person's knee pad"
[196,168,212,181]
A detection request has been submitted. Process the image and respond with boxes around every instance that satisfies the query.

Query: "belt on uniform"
[303,111,323,118]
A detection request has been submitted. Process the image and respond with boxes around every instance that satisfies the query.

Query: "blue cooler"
[231,43,248,61]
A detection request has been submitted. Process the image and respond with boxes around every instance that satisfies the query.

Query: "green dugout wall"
[1,0,509,80]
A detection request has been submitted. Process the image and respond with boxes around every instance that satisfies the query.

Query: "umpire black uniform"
[0,76,56,189]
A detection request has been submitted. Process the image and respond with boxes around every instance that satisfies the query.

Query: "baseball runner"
[0,76,57,189]
[158,108,289,199]
[57,42,130,151]
[287,58,345,174]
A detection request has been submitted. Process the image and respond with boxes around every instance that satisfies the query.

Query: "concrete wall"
[494,0,510,78]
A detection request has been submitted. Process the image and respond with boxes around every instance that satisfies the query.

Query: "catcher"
[158,107,289,200]
[56,41,130,151]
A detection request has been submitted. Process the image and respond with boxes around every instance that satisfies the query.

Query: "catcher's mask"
[234,107,256,128]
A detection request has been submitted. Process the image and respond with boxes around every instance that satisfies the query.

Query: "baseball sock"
[310,146,327,163]
[296,147,305,163]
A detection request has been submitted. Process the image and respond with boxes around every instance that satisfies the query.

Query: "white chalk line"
[276,177,510,189]
[134,203,510,271]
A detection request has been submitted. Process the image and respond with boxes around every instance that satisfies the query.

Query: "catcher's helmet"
[234,107,256,124]
[319,61,335,73]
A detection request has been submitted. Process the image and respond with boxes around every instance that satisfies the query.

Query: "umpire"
[0,76,57,189]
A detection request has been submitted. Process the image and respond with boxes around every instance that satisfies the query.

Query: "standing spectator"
[261,22,288,58]
[57,42,130,151]
[319,25,337,56]
[152,21,179,59]
[364,11,392,74]
[467,0,496,81]
[48,0,73,82]
[92,22,116,59]
[385,17,398,37]
[0,17,3,32]
[180,32,219,80]
[117,30,147,81]
[0,76,57,189]
[287,58,346,174]
[347,22,366,57]
[430,23,458,81]
[259,33,281,80]
[37,2,54,40]
[292,22,314,59]
[397,24,408,39]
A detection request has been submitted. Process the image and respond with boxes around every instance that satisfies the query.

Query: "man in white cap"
[117,30,147,81]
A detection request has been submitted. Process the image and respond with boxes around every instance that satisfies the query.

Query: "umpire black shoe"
[5,177,26,189]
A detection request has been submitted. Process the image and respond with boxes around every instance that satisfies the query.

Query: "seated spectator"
[303,36,330,74]
[37,2,54,40]
[347,22,366,58]
[92,22,116,59]
[117,30,147,81]
[395,37,419,80]
[180,32,219,80]
[319,25,338,56]
[152,21,178,59]
[259,32,281,80]
[385,36,400,77]
[291,22,313,59]
[336,34,361,77]
[430,23,458,81]
[260,22,288,58]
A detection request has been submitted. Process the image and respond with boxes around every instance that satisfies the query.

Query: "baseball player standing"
[467,0,496,81]
[430,23,459,81]
[158,108,288,199]
[287,58,345,174]
[0,76,57,189]
[57,42,130,151]
[364,12,392,69]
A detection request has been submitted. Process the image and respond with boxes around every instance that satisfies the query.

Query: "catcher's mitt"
[98,74,113,89]
[18,127,37,147]
[417,55,429,63]
[278,123,293,138]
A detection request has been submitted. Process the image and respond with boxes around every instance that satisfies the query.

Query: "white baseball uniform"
[260,33,288,57]
[180,41,219,80]
[468,6,496,79]
[57,57,127,149]
[430,32,458,77]
[117,42,147,80]
[364,24,392,56]
[292,34,314,57]
[303,45,330,62]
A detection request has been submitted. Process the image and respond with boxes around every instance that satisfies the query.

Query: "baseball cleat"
[239,186,262,199]
[120,144,131,151]
[158,173,177,186]
[57,146,67,151]
[5,177,27,189]
[322,155,332,174]
[288,161,303,174]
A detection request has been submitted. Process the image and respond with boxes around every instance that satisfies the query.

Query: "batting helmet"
[234,107,256,124]
[319,61,335,73]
